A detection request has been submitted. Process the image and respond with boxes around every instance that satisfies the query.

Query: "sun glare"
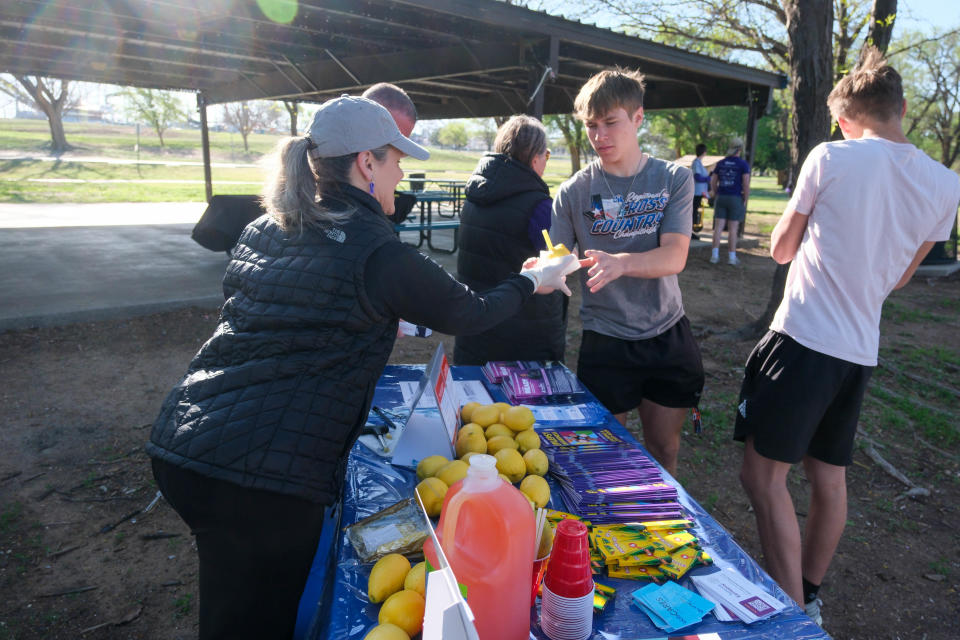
[256,0,299,24]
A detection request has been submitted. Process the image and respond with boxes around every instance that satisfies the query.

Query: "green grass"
[173,593,194,619]
[0,117,778,209]
[882,302,950,325]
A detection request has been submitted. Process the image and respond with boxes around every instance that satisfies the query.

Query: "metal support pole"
[198,92,213,203]
[744,89,760,166]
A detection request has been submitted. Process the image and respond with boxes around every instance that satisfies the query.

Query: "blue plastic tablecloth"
[303,365,830,640]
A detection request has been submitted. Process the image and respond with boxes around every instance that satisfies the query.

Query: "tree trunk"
[743,0,833,338]
[241,132,250,152]
[16,76,71,153]
[47,111,68,153]
[566,143,582,174]
[866,0,897,55]
[285,101,299,136]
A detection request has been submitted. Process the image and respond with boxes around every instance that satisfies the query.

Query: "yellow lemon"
[363,623,410,640]
[537,522,555,558]
[492,402,512,420]
[523,493,536,509]
[520,474,550,508]
[415,477,448,518]
[415,455,449,481]
[461,451,480,464]
[435,460,469,487]
[502,405,536,432]
[484,423,513,439]
[486,434,519,456]
[363,622,410,640]
[494,448,526,483]
[498,473,512,484]
[404,561,426,597]
[514,429,541,453]
[458,423,484,440]
[455,431,487,458]
[378,589,425,637]
[460,401,482,423]
[368,553,411,603]
[523,448,549,476]
[470,404,500,427]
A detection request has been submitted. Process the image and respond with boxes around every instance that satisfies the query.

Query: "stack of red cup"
[540,519,594,640]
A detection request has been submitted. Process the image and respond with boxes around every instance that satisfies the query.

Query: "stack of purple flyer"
[481,361,586,404]
[544,434,686,525]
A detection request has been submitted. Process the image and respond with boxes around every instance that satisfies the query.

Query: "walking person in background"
[709,138,750,265]
[455,115,566,365]
[146,96,580,640]
[691,143,710,239]
[734,49,960,627]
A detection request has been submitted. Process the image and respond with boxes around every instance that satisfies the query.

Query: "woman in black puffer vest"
[146,97,580,640]
[455,115,567,365]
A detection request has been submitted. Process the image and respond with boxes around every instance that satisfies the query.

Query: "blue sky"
[898,0,960,33]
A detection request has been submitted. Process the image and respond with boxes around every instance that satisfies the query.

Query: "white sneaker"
[804,598,823,626]
[727,255,740,266]
[709,254,719,264]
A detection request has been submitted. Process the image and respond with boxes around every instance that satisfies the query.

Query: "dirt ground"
[1,240,958,640]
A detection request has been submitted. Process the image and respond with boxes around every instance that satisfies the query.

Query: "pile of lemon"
[414,402,551,515]
[363,553,427,639]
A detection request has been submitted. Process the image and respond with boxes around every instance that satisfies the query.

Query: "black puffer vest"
[147,185,398,505]
[455,153,566,365]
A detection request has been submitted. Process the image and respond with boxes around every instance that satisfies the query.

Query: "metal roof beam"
[203,42,526,104]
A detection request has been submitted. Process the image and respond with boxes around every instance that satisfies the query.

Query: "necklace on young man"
[599,154,647,216]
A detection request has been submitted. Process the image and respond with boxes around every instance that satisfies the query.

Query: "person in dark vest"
[455,115,566,365]
[146,96,581,640]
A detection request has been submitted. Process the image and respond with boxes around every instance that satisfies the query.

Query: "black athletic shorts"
[733,330,874,466]
[576,316,704,413]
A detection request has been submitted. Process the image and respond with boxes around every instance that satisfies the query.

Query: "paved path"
[0,202,228,331]
[0,202,458,332]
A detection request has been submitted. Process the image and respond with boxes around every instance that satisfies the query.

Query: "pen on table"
[372,406,401,432]
[362,423,388,451]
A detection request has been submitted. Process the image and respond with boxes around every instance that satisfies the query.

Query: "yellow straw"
[541,229,555,253]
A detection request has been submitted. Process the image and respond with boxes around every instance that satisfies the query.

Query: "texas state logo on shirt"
[582,189,669,238]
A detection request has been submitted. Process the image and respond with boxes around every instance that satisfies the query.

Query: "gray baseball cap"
[726,137,744,155]
[307,95,429,160]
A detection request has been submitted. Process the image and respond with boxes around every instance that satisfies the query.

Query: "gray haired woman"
[147,96,578,639]
[455,114,565,365]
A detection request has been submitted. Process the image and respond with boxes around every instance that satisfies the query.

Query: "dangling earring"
[368,181,375,195]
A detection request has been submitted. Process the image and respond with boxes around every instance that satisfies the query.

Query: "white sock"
[728,251,737,260]
[711,248,719,258]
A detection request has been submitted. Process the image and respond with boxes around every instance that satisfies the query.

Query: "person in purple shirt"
[709,139,751,265]
[455,115,567,365]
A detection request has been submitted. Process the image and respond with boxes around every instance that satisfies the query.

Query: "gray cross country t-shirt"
[551,157,693,340]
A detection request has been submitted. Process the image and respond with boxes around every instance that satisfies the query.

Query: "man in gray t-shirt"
[551,68,704,477]
[552,158,691,338]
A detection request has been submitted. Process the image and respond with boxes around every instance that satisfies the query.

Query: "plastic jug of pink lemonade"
[424,454,535,640]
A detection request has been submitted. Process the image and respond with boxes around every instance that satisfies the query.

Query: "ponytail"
[260,136,355,235]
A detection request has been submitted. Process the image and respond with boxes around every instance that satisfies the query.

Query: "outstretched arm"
[582,232,690,293]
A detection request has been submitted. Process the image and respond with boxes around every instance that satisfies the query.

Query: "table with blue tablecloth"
[299,365,829,640]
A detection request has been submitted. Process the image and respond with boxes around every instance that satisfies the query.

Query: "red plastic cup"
[542,519,592,599]
[530,554,550,607]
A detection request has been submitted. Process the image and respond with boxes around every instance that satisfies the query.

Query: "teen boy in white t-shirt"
[551,68,703,477]
[734,49,960,626]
